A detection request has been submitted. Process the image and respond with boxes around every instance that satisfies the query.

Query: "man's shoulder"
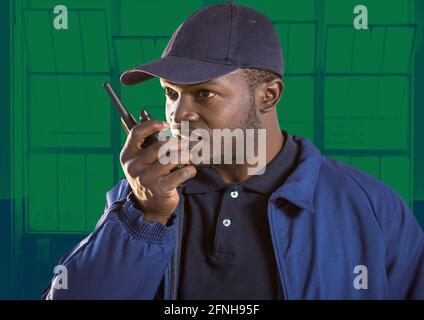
[318,155,409,214]
[321,156,392,193]
[291,136,402,206]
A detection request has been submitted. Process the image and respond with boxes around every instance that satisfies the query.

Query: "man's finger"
[159,165,197,192]
[123,120,169,157]
[122,136,185,167]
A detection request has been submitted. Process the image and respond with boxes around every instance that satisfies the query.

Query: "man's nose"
[169,96,199,124]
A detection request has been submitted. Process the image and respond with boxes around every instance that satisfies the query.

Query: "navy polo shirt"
[178,132,299,299]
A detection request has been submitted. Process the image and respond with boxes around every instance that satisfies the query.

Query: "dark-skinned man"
[44,3,424,300]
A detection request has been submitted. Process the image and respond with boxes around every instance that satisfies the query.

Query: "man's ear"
[258,78,284,113]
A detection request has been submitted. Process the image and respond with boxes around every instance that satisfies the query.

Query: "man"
[44,3,424,299]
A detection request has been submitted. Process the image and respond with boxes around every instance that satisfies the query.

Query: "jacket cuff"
[119,192,177,244]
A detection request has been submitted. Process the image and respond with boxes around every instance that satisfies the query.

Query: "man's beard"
[204,101,262,166]
[239,100,262,131]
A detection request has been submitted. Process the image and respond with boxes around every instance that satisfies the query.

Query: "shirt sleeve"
[43,185,177,300]
[376,191,424,299]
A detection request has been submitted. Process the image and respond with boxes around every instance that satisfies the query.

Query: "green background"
[0,0,423,299]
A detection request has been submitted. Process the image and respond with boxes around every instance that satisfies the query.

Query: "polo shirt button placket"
[222,219,231,227]
[219,189,239,230]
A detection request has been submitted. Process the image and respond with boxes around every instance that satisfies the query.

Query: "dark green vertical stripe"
[0,0,11,198]
[414,0,424,201]
[414,0,424,228]
[314,0,325,150]
[0,0,11,299]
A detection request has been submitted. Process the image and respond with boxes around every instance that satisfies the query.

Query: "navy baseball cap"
[120,2,284,86]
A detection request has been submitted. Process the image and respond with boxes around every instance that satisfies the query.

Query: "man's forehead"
[160,69,243,88]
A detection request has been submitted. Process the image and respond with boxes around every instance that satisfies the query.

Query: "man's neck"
[212,127,284,184]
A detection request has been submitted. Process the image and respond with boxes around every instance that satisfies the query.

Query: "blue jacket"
[44,137,424,299]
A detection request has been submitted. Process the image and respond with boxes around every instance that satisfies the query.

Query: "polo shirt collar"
[271,137,322,213]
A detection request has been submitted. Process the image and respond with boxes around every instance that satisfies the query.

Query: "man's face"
[160,69,259,133]
[159,69,261,164]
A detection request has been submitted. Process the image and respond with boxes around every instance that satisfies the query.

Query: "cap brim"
[120,55,239,86]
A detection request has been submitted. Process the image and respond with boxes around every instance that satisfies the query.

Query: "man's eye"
[198,90,216,99]
[165,88,178,98]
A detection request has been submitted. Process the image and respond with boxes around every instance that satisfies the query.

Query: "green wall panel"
[351,28,386,73]
[274,23,316,74]
[17,0,416,232]
[238,0,315,21]
[50,12,85,72]
[30,75,62,148]
[23,11,56,72]
[30,75,111,148]
[120,0,202,35]
[79,11,111,72]
[86,154,114,230]
[351,157,379,179]
[325,26,414,73]
[29,153,114,232]
[382,27,415,73]
[324,76,408,150]
[113,38,169,74]
[279,76,314,140]
[380,156,411,204]
[325,28,355,73]
[4,0,421,299]
[325,0,412,25]
[58,154,86,232]
[28,154,58,231]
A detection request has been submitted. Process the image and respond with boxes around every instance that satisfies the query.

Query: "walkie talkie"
[103,82,186,178]
[138,109,160,148]
[103,82,159,148]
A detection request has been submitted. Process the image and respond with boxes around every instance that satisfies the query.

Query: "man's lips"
[170,126,205,150]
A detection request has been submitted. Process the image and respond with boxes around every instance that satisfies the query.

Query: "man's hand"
[120,120,197,225]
